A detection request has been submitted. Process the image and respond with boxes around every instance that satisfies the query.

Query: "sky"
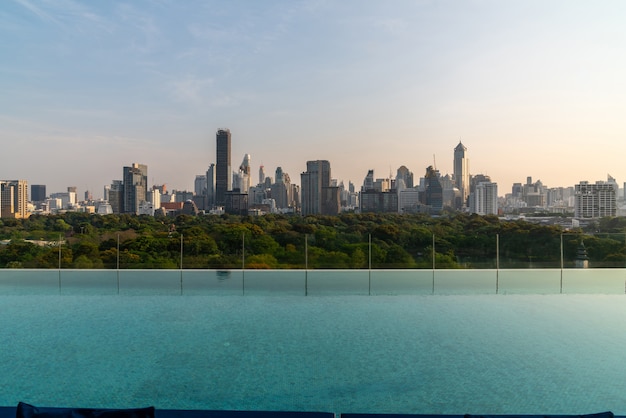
[2,0,626,199]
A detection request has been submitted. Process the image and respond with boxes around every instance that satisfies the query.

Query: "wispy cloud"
[13,0,60,24]
[11,0,115,35]
[169,76,215,104]
[115,3,163,54]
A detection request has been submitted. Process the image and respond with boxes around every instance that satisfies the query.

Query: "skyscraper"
[215,129,231,205]
[423,166,443,214]
[0,180,28,219]
[238,154,251,193]
[301,160,337,215]
[206,163,216,209]
[31,185,46,203]
[453,141,469,208]
[123,163,148,214]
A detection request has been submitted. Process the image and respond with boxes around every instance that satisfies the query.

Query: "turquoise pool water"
[1,293,625,414]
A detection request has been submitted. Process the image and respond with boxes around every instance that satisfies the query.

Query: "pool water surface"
[1,294,625,414]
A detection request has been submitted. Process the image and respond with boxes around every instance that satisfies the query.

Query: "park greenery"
[1,212,626,269]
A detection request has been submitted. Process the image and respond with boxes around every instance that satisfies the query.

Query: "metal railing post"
[58,233,62,293]
[496,233,499,294]
[368,233,372,296]
[432,234,435,295]
[180,234,184,295]
[117,233,120,294]
[305,234,308,296]
[242,232,245,296]
[560,234,563,294]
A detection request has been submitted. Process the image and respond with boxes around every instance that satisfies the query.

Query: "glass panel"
[241,270,306,296]
[182,270,243,296]
[497,269,562,294]
[118,270,182,295]
[434,269,497,295]
[0,269,60,295]
[306,270,370,295]
[562,268,626,294]
[60,270,118,295]
[370,270,434,295]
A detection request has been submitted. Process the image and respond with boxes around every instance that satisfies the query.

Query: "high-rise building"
[108,180,124,214]
[238,154,251,193]
[396,166,414,189]
[259,165,265,186]
[206,164,216,209]
[301,160,333,215]
[215,129,231,205]
[194,175,207,196]
[123,163,148,214]
[471,182,498,215]
[31,185,46,203]
[0,180,28,219]
[575,181,616,218]
[422,166,443,214]
[453,141,469,208]
[271,167,290,209]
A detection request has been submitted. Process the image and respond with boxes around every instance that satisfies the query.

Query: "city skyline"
[3,1,626,197]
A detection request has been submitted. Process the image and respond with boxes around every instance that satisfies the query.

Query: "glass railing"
[1,232,625,270]
[1,268,625,295]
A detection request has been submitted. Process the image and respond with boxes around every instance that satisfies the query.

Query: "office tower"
[31,185,46,203]
[471,182,498,215]
[272,168,290,209]
[259,165,265,186]
[206,164,216,209]
[301,160,333,215]
[360,169,398,213]
[194,175,207,196]
[122,163,148,214]
[422,166,443,213]
[147,188,161,213]
[283,173,294,208]
[0,180,28,219]
[238,154,251,193]
[453,141,469,207]
[50,191,76,209]
[362,170,374,191]
[108,180,124,214]
[216,129,231,205]
[396,166,414,189]
[575,181,616,218]
[275,167,284,184]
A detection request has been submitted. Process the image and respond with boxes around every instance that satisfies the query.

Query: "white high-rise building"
[575,181,616,218]
[238,154,252,193]
[472,182,498,215]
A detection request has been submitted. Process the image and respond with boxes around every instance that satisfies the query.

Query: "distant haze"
[2,1,626,198]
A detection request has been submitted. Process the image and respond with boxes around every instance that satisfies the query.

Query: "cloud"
[169,76,215,104]
[115,3,163,54]
[13,0,59,24]
[12,0,114,34]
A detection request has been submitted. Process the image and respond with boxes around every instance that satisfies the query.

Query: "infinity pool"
[1,293,625,415]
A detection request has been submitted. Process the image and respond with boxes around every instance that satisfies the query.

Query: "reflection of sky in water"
[1,294,625,415]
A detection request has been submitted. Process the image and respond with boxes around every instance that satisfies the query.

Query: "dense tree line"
[1,212,625,269]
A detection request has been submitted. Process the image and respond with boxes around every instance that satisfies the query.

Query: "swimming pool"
[1,292,625,415]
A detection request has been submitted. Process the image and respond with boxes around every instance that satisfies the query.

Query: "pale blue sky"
[2,0,626,198]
